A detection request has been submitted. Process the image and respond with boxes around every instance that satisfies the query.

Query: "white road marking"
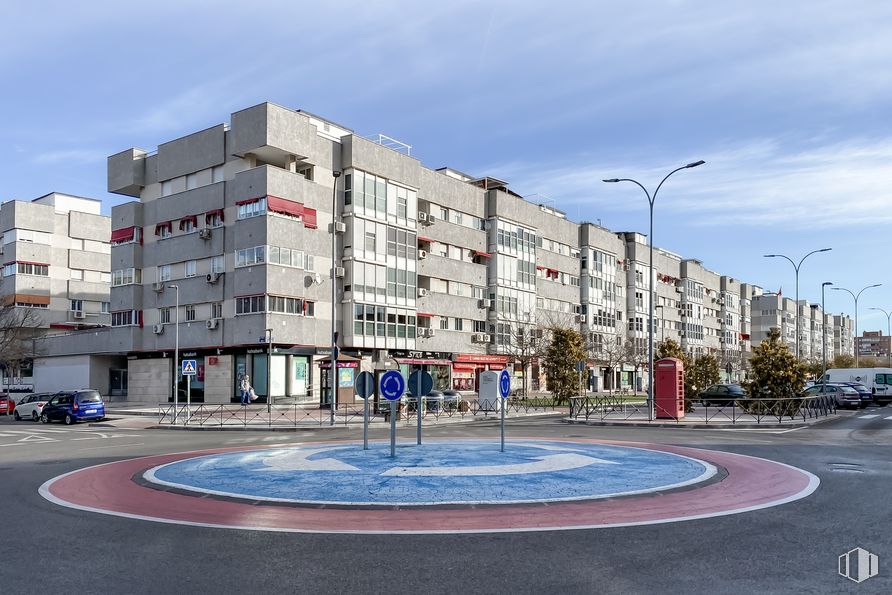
[886,416,892,420]
[382,453,616,477]
[1,429,69,434]
[860,414,879,419]
[17,434,57,443]
[261,447,360,472]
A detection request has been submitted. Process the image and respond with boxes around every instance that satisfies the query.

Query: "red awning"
[267,195,305,218]
[303,208,318,229]
[417,236,433,243]
[416,312,434,318]
[235,197,261,206]
[154,221,172,235]
[536,265,546,270]
[473,250,491,257]
[178,215,198,230]
[111,227,135,243]
[205,209,224,222]
[10,260,50,267]
[452,364,479,371]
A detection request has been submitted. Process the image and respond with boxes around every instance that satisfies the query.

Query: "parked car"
[442,389,462,410]
[700,384,746,406]
[839,382,872,408]
[41,390,105,425]
[0,394,15,416]
[802,383,862,409]
[13,392,55,421]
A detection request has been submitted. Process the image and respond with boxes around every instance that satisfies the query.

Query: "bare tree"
[0,305,44,391]
[587,330,625,393]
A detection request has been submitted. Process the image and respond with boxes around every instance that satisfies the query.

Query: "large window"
[236,246,266,267]
[111,310,140,327]
[112,268,141,286]
[3,262,49,277]
[235,295,265,315]
[237,197,266,220]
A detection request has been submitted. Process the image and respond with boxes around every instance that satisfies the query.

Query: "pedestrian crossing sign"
[182,359,197,376]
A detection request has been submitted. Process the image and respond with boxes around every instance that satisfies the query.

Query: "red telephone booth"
[654,358,685,419]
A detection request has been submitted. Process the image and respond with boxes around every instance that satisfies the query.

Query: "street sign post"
[408,370,433,445]
[499,369,511,452]
[380,370,406,457]
[354,371,375,450]
[182,360,197,421]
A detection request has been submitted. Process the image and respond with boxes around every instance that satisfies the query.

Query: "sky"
[2,0,891,330]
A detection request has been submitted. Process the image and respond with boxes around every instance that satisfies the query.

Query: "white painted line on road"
[886,416,892,420]
[0,433,18,437]
[860,415,879,419]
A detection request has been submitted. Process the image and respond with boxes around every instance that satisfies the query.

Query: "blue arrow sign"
[181,359,197,376]
[379,370,406,401]
[499,369,511,399]
[354,371,375,400]
[407,370,434,397]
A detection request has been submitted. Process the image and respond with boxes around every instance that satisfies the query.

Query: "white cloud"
[33,148,106,165]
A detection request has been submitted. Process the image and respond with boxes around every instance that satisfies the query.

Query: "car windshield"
[77,391,102,403]
[850,384,868,391]
[727,386,744,394]
[838,386,858,394]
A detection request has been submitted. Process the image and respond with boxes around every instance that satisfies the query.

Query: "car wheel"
[31,411,39,422]
[14,410,21,421]
[41,413,49,424]
[64,414,74,425]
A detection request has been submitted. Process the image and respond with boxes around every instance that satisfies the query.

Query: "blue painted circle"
[407,370,433,397]
[145,441,715,506]
[499,370,511,398]
[379,370,405,401]
[354,371,375,399]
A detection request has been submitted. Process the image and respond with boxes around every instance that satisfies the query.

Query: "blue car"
[40,390,105,425]
[840,382,872,408]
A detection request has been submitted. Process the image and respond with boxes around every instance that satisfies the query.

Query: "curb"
[562,414,839,430]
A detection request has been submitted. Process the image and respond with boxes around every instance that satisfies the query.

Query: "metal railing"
[157,397,562,428]
[568,394,838,424]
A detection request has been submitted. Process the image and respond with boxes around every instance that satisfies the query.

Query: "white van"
[823,368,892,404]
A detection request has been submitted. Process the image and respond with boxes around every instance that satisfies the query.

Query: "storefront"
[391,350,452,391]
[318,354,361,406]
[451,354,509,392]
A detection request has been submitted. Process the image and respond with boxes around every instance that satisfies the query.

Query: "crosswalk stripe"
[886,416,892,421]
[860,415,879,419]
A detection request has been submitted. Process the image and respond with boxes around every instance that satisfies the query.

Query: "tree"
[831,354,856,369]
[543,327,586,404]
[588,331,625,393]
[507,325,549,397]
[744,328,807,399]
[688,354,721,402]
[623,337,650,394]
[801,358,824,379]
[0,305,44,389]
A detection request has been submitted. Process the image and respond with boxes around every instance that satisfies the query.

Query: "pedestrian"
[240,374,252,405]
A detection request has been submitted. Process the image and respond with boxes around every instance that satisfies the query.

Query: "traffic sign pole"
[354,371,375,451]
[415,373,422,445]
[379,370,405,458]
[186,374,191,423]
[499,370,511,453]
[390,400,396,457]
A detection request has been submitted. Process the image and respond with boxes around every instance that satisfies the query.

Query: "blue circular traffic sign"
[407,370,434,397]
[499,369,511,399]
[354,371,375,400]
[379,370,406,401]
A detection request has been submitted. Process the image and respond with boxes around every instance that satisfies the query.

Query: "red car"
[0,394,15,416]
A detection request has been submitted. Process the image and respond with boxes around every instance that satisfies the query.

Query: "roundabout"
[40,438,819,534]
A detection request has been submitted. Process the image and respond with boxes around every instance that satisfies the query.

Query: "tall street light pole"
[265,328,273,414]
[868,307,892,368]
[763,248,832,359]
[330,170,342,427]
[821,282,832,382]
[604,160,705,421]
[168,284,179,424]
[833,284,882,366]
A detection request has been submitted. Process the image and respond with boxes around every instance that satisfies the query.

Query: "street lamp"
[763,248,832,359]
[330,170,342,427]
[604,159,705,421]
[264,328,273,414]
[821,282,832,382]
[833,284,882,366]
[168,284,179,424]
[868,307,892,368]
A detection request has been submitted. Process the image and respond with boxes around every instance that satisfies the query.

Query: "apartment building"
[0,193,111,393]
[856,331,891,361]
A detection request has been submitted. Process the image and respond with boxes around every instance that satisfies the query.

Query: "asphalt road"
[1,410,890,594]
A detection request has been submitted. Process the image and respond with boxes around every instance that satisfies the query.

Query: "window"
[111,310,140,327]
[157,223,172,238]
[112,268,141,286]
[454,318,463,331]
[211,256,224,274]
[70,269,84,281]
[440,316,449,330]
[158,265,171,282]
[267,295,313,316]
[184,304,196,322]
[70,300,83,312]
[212,165,224,183]
[159,307,171,324]
[161,180,173,196]
[181,218,196,233]
[236,246,266,267]
[185,260,197,278]
[236,295,266,315]
[473,320,487,333]
[237,197,266,219]
[211,302,223,319]
[3,262,49,277]
[186,172,200,190]
[101,302,110,314]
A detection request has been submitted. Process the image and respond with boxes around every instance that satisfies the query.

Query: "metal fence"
[157,397,562,428]
[568,394,838,424]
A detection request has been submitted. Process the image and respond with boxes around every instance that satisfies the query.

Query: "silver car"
[803,383,861,409]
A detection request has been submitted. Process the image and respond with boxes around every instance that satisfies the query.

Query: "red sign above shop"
[453,354,509,364]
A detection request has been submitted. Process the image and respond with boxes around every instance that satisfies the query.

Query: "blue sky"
[2,1,891,330]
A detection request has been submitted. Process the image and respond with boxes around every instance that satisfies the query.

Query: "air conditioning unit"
[472,333,486,343]
[425,328,436,338]
[478,298,491,309]
[418,249,428,260]
[206,272,223,284]
[206,318,219,330]
[198,228,212,240]
[152,282,165,292]
[577,314,587,323]
[72,310,85,319]
[675,287,683,293]
[622,263,630,271]
[418,211,428,222]
[152,324,164,334]
[417,288,429,297]
[680,331,686,338]
[421,214,435,226]
[334,266,345,278]
[330,221,346,233]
